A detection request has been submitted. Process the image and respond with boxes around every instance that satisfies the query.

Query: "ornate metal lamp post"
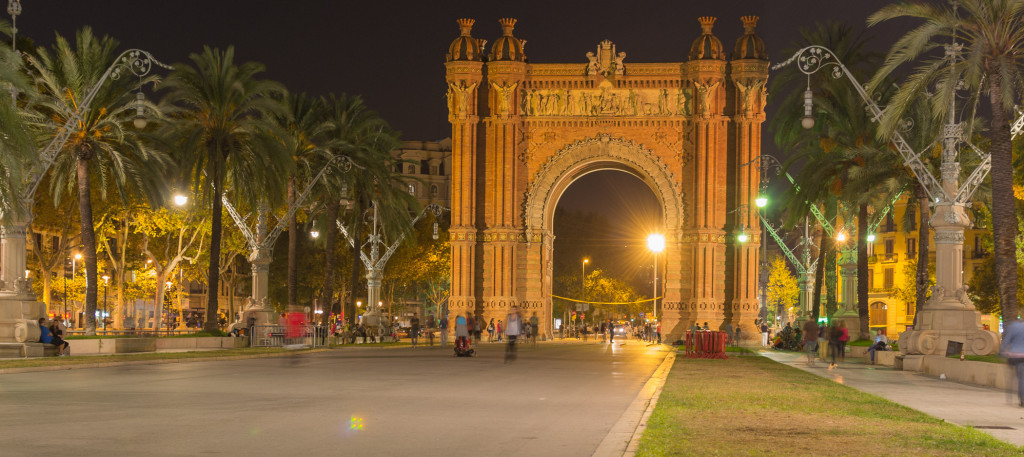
[774,40,1010,356]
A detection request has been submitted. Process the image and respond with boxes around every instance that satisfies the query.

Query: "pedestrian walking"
[496,320,503,342]
[828,324,841,369]
[439,313,449,347]
[529,312,539,345]
[802,319,819,367]
[837,321,849,362]
[1001,320,1024,406]
[504,306,523,362]
[410,313,420,347]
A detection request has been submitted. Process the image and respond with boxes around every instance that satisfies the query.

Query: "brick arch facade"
[444,20,769,343]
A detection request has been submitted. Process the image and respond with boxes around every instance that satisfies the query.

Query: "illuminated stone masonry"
[444,16,768,343]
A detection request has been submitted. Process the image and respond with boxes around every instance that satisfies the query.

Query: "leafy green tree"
[160,46,291,331]
[135,202,206,330]
[766,255,800,324]
[869,0,1023,321]
[31,28,170,334]
[890,259,935,317]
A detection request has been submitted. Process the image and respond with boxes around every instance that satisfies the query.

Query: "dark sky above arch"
[20,0,907,218]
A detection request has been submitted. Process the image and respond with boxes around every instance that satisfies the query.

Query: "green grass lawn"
[636,355,1022,457]
[0,347,325,370]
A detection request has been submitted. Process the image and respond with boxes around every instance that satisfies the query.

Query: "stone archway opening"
[551,169,663,336]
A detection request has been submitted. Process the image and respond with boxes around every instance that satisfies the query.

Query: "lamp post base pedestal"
[899,305,999,356]
[0,288,47,358]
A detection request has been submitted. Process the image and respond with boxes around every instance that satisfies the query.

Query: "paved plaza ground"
[0,340,668,457]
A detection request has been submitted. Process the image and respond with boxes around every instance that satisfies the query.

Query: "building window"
[52,236,60,251]
[883,268,894,289]
[867,269,874,290]
[438,162,445,176]
[884,239,894,260]
[408,184,416,196]
[406,165,416,174]
[430,185,438,198]
[420,160,429,174]
[906,238,916,259]
[869,302,887,327]
[431,165,438,175]
[394,164,402,173]
[883,214,895,232]
[908,209,917,231]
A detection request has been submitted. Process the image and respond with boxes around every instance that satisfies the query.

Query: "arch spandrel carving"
[521,136,685,232]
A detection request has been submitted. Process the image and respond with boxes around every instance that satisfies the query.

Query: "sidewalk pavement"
[760,350,1024,447]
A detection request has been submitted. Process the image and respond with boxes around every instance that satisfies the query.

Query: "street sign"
[576,303,590,311]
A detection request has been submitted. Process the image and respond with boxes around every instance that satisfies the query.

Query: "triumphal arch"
[444,16,768,343]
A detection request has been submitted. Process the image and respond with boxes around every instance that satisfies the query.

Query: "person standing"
[410,313,420,348]
[1003,320,1024,407]
[759,320,769,347]
[529,312,540,345]
[837,321,850,362]
[504,306,523,362]
[496,320,503,342]
[608,319,615,343]
[439,313,449,347]
[802,319,819,367]
[487,318,495,342]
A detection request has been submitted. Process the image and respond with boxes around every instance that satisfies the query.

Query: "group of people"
[38,318,70,356]
[801,320,851,368]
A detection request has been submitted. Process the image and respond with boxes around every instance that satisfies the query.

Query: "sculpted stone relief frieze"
[446,81,478,118]
[521,87,691,117]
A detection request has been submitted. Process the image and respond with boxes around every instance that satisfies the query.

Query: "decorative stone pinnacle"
[741,16,758,34]
[698,16,716,34]
[499,17,517,36]
[457,18,475,36]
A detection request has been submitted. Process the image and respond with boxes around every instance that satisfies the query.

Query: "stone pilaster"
[445,60,483,322]
[480,59,526,323]
[728,57,768,343]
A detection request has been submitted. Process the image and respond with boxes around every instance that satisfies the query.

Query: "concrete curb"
[0,348,333,375]
[592,348,676,457]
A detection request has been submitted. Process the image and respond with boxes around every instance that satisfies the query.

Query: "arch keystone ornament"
[444,17,770,343]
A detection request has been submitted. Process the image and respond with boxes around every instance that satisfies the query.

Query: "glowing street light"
[173,194,188,206]
[647,233,665,320]
[867,234,876,242]
[737,232,750,243]
[755,196,768,208]
[836,232,847,243]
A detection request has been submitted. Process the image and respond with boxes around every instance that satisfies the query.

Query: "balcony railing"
[881,253,898,263]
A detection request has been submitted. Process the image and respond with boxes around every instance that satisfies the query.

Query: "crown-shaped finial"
[457,18,475,36]
[698,16,717,34]
[499,18,517,36]
[741,16,758,34]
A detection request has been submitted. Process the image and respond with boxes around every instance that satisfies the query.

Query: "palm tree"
[30,28,170,334]
[0,19,36,223]
[160,46,290,332]
[322,93,416,325]
[869,0,1023,321]
[274,93,333,312]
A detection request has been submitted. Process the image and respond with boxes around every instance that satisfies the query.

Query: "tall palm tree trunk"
[857,203,869,339]
[322,200,339,325]
[77,158,99,335]
[205,172,223,332]
[987,74,1021,322]
[287,177,298,312]
[915,183,930,323]
[812,229,824,322]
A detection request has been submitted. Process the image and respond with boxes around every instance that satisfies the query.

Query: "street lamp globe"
[755,196,768,208]
[646,234,665,253]
[173,194,188,206]
[737,232,749,243]
[74,253,82,261]
[836,232,846,243]
[867,234,876,242]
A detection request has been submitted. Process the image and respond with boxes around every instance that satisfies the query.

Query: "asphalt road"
[0,339,669,457]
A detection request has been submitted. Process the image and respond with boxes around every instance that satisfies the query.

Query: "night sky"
[16,1,908,285]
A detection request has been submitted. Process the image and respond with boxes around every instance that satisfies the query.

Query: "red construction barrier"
[684,331,729,359]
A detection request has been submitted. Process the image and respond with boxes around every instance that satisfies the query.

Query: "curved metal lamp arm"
[25,49,172,202]
[773,45,946,204]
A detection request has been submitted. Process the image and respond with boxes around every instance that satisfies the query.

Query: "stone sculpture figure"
[448,81,478,117]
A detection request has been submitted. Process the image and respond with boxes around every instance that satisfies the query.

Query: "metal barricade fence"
[250,324,329,348]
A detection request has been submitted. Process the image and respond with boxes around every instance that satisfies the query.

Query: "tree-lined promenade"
[0,23,440,335]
